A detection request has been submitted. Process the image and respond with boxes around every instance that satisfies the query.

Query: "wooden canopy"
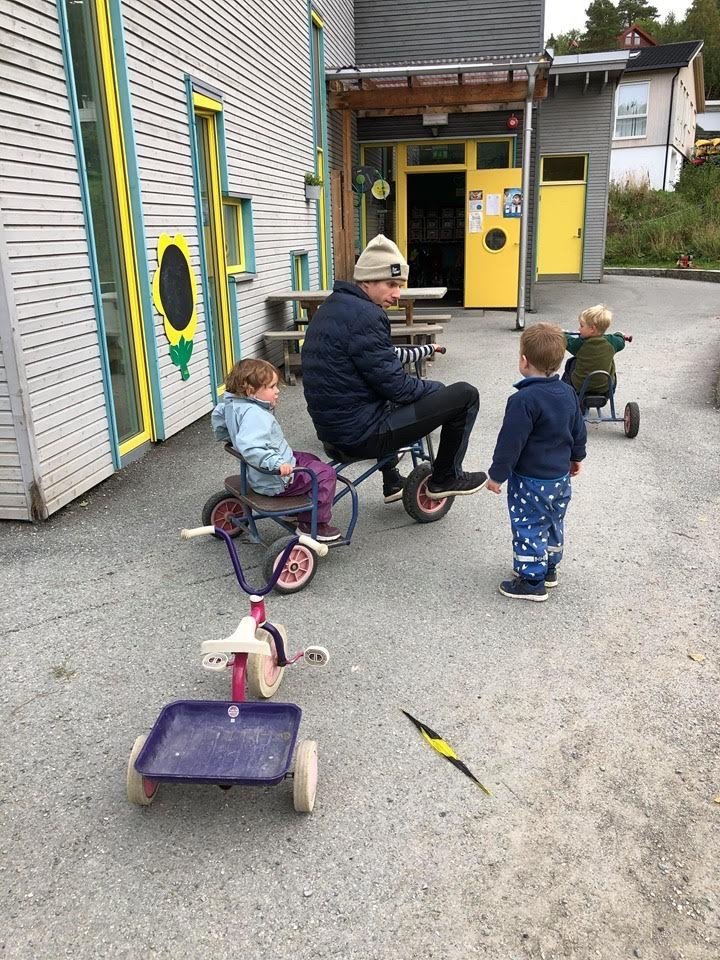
[326,56,551,279]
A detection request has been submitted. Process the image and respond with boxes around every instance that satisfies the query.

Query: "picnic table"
[266,286,448,326]
[264,322,444,385]
[265,286,449,384]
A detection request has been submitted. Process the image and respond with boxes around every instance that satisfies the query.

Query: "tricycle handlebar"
[563,330,632,342]
[181,525,216,539]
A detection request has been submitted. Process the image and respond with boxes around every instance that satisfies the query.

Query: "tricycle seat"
[322,442,364,464]
[582,394,609,410]
[224,474,312,513]
[201,617,272,656]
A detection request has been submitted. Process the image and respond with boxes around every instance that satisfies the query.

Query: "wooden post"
[342,108,355,278]
[330,169,345,281]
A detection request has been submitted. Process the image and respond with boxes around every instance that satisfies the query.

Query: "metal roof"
[326,52,550,86]
[625,40,704,72]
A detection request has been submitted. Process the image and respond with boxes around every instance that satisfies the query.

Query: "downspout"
[516,62,537,330]
[663,68,680,190]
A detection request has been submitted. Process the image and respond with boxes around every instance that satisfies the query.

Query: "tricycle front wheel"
[127,735,159,806]
[263,536,317,594]
[293,739,318,813]
[201,491,248,538]
[624,401,640,438]
[247,625,287,699]
[403,462,453,523]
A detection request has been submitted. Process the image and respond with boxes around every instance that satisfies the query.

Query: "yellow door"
[537,185,585,278]
[464,169,522,308]
[537,155,587,279]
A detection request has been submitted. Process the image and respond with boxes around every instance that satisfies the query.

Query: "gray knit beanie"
[353,234,409,282]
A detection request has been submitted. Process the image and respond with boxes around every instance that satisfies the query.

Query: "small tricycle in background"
[563,332,640,439]
[126,527,329,812]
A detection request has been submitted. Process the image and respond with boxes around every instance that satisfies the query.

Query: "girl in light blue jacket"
[211,358,340,541]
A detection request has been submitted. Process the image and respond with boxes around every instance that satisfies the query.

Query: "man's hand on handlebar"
[486,478,503,494]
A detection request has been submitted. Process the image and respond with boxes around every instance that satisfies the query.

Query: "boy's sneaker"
[499,578,548,602]
[513,567,559,588]
[382,469,406,504]
[426,470,488,499]
[296,521,342,542]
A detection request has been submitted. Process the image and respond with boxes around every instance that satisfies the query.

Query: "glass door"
[64,0,152,454]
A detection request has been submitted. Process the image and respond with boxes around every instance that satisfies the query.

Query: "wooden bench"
[264,323,444,384]
[410,312,452,323]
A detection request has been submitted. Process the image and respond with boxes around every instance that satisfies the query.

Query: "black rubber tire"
[402,462,454,523]
[201,491,247,538]
[262,536,317,594]
[624,401,640,439]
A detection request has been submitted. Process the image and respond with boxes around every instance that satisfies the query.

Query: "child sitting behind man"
[211,358,341,542]
[486,323,587,602]
[563,304,627,396]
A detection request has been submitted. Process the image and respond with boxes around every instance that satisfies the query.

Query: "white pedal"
[202,652,229,672]
[304,645,330,666]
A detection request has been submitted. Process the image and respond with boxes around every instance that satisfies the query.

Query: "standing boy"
[486,324,587,602]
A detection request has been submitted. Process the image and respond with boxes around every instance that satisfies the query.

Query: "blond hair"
[520,323,566,376]
[226,358,281,396]
[580,304,612,335]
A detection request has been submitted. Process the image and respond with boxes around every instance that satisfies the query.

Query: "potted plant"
[304,171,323,201]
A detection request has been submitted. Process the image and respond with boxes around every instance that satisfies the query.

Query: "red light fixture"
[506,113,519,130]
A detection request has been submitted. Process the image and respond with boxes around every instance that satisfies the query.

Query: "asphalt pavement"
[1,276,718,959]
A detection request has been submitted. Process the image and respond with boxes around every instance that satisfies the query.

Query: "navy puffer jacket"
[301,281,442,447]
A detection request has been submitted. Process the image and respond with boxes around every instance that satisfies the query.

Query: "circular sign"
[371,179,391,200]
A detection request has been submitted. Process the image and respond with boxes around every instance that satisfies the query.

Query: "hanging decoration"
[152,233,198,381]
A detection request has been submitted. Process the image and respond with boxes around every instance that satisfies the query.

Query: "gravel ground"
[1,276,718,960]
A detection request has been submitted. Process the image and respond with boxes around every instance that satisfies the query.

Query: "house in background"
[617,23,657,50]
[610,40,705,190]
[696,99,720,137]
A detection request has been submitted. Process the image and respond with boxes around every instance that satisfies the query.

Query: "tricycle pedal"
[303,645,330,666]
[202,652,229,672]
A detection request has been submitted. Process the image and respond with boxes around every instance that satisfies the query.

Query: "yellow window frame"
[96,0,154,456]
[192,92,234,381]
[222,197,247,274]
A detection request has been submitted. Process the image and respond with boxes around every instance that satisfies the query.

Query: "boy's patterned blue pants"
[507,472,572,582]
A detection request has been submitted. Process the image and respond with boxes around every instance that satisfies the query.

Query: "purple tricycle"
[126,527,330,812]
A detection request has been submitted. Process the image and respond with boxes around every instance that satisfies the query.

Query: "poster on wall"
[503,188,523,218]
[486,193,501,216]
[468,189,483,233]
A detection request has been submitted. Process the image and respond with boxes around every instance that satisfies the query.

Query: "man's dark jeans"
[343,382,479,482]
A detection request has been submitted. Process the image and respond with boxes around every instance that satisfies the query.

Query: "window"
[222,195,254,274]
[541,155,587,183]
[476,139,512,169]
[407,143,465,166]
[615,82,649,139]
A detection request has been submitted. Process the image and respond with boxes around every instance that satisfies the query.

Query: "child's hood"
[221,392,274,413]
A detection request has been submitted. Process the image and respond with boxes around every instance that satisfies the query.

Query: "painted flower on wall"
[152,233,197,381]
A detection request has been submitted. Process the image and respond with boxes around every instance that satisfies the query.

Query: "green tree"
[546,29,582,53]
[685,0,720,97]
[583,0,624,51]
[616,2,660,27]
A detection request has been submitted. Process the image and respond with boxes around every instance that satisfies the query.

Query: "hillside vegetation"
[605,163,720,267]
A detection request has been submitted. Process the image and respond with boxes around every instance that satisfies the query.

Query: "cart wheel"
[293,739,318,813]
[127,735,159,806]
[263,536,317,594]
[624,401,640,438]
[402,462,454,523]
[247,625,287,699]
[201,491,248,538]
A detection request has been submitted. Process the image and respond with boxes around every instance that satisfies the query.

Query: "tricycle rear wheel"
[127,734,159,806]
[293,739,318,813]
[264,536,317,594]
[403,462,453,523]
[247,625,287,699]
[201,491,248,538]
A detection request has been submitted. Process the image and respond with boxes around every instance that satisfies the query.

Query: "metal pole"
[515,64,537,331]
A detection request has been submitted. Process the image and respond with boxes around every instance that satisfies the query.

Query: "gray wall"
[354,0,545,63]
[538,75,619,282]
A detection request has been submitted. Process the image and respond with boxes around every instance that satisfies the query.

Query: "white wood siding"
[122,0,354,408]
[0,0,114,519]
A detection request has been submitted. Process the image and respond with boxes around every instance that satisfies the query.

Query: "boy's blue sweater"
[489,376,587,484]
